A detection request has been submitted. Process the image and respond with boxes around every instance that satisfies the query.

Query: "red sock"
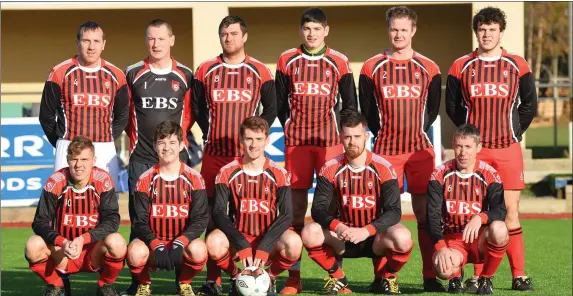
[213,251,239,277]
[382,247,412,278]
[139,266,151,285]
[29,257,64,287]
[306,245,344,279]
[179,255,207,284]
[98,253,125,287]
[418,224,437,279]
[287,229,302,281]
[507,227,526,278]
[127,261,146,280]
[269,251,299,278]
[206,258,222,285]
[372,257,387,279]
[482,241,508,278]
[473,263,484,277]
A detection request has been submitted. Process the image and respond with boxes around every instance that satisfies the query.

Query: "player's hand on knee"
[63,240,76,259]
[153,244,173,271]
[169,239,185,268]
[345,227,370,244]
[462,216,482,243]
[435,248,454,275]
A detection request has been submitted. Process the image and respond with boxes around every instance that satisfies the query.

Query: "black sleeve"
[32,190,63,245]
[426,180,445,244]
[517,72,538,133]
[192,78,209,139]
[256,186,292,254]
[259,80,278,127]
[424,74,442,131]
[212,183,251,251]
[132,191,158,246]
[88,189,120,242]
[112,85,130,140]
[39,81,61,147]
[180,189,209,242]
[368,179,401,234]
[338,73,357,111]
[275,70,290,128]
[310,176,336,229]
[358,74,381,137]
[445,75,466,127]
[484,182,507,223]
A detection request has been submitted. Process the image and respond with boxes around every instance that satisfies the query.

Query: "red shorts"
[443,227,486,265]
[285,144,344,189]
[55,242,99,274]
[478,143,525,190]
[380,148,435,194]
[200,154,237,198]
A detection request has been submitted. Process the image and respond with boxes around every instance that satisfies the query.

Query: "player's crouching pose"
[427,124,509,295]
[206,116,301,296]
[303,109,413,295]
[126,121,208,296]
[25,136,126,296]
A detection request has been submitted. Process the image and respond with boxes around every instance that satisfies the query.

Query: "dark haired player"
[275,8,358,293]
[359,6,443,292]
[303,109,412,295]
[445,6,536,291]
[193,15,277,295]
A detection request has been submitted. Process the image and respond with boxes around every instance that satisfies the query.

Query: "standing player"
[427,124,509,294]
[206,116,301,295]
[126,121,208,296]
[193,16,277,295]
[358,6,443,292]
[445,7,536,291]
[302,109,412,295]
[25,136,126,296]
[39,21,129,189]
[275,8,357,293]
[121,19,195,295]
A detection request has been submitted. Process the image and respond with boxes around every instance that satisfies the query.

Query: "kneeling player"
[25,136,126,296]
[207,116,301,296]
[127,121,208,296]
[427,124,509,294]
[302,109,413,295]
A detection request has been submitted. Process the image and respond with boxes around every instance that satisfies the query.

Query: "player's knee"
[301,222,323,247]
[104,233,127,257]
[206,230,229,257]
[25,235,48,262]
[185,238,208,260]
[388,225,413,251]
[280,231,303,259]
[127,239,149,266]
[488,221,509,245]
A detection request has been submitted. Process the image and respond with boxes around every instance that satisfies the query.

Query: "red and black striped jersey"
[446,48,538,149]
[125,57,194,164]
[193,54,277,157]
[311,150,401,236]
[275,45,357,147]
[426,159,506,248]
[39,56,129,146]
[212,157,292,258]
[359,50,442,155]
[32,167,119,247]
[132,161,208,247]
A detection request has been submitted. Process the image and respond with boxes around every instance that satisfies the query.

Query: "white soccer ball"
[235,266,271,296]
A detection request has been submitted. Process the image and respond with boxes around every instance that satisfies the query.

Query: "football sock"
[307,244,344,279]
[418,224,437,279]
[383,247,412,278]
[213,251,239,277]
[139,266,152,285]
[507,227,526,278]
[373,257,388,279]
[206,258,222,285]
[29,257,64,287]
[473,263,484,277]
[98,253,125,287]
[482,241,509,278]
[269,251,299,279]
[179,255,207,284]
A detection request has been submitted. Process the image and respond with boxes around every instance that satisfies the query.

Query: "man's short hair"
[154,120,183,143]
[67,136,95,158]
[453,124,481,145]
[472,6,507,33]
[386,6,418,27]
[147,19,173,36]
[219,16,247,35]
[77,21,105,41]
[300,8,328,27]
[240,116,269,137]
[339,108,368,131]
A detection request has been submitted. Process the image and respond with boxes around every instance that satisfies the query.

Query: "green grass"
[2,221,572,295]
[526,125,570,158]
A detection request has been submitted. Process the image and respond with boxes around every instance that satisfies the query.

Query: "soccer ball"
[235,266,271,296]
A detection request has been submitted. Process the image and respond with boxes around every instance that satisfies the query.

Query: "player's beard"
[345,144,365,160]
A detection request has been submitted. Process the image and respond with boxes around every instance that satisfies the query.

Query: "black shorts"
[343,237,378,258]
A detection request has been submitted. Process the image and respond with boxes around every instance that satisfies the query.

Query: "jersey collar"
[472,47,507,60]
[218,53,249,68]
[144,56,176,74]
